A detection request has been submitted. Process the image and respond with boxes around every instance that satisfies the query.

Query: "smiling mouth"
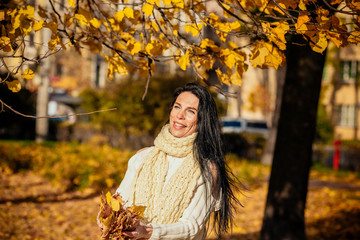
[174,122,186,128]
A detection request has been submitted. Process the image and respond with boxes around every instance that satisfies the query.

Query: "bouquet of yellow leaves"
[98,192,146,240]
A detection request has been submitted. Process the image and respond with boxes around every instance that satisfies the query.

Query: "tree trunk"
[260,35,327,239]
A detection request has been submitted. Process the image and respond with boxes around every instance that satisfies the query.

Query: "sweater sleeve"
[149,178,217,240]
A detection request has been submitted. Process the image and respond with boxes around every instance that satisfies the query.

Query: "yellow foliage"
[45,21,58,33]
[127,39,142,55]
[114,10,125,22]
[32,20,44,31]
[296,14,310,34]
[298,0,307,10]
[48,33,61,52]
[145,40,164,56]
[75,13,89,26]
[310,32,328,53]
[90,18,101,28]
[21,69,35,80]
[178,51,190,71]
[215,69,230,85]
[2,0,360,88]
[185,23,203,36]
[250,41,285,69]
[6,80,21,92]
[0,36,13,52]
[67,0,75,7]
[105,54,128,80]
[124,8,134,19]
[142,3,154,17]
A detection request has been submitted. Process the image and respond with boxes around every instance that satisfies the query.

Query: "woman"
[105,82,238,239]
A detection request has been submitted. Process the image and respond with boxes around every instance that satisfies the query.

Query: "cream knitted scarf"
[129,124,201,224]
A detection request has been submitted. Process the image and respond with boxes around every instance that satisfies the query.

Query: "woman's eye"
[174,105,180,109]
[188,110,195,114]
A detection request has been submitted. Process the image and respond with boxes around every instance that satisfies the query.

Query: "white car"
[220,117,269,137]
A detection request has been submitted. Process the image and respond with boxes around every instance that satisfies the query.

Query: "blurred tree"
[1,0,360,239]
[80,75,205,140]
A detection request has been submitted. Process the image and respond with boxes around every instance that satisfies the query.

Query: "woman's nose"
[176,110,185,119]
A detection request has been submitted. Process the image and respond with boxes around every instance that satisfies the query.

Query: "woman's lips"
[173,121,186,129]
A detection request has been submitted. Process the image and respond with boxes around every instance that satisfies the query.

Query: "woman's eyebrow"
[187,106,198,111]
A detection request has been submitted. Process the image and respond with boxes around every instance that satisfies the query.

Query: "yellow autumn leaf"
[111,198,120,211]
[12,14,21,30]
[21,5,35,18]
[296,14,310,34]
[173,29,178,36]
[263,21,289,50]
[328,32,342,47]
[32,20,44,31]
[127,40,142,55]
[184,23,203,36]
[298,0,307,10]
[21,69,35,80]
[230,21,241,31]
[215,69,230,85]
[145,42,154,55]
[75,13,89,26]
[264,43,285,69]
[48,34,60,52]
[228,41,238,49]
[142,3,154,17]
[230,71,242,86]
[151,22,159,32]
[124,8,134,19]
[172,0,184,8]
[221,49,237,69]
[163,0,171,5]
[6,80,21,93]
[114,42,126,50]
[179,51,190,71]
[348,30,360,44]
[310,32,328,53]
[105,55,128,78]
[127,205,146,218]
[250,41,284,69]
[106,192,112,205]
[0,36,13,52]
[67,0,75,7]
[90,18,101,28]
[46,21,58,33]
[114,11,125,22]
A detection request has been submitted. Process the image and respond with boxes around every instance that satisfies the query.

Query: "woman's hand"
[122,221,153,239]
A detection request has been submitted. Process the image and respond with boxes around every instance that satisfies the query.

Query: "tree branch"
[0,98,117,119]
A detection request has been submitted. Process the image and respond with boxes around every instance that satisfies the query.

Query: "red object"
[333,140,341,170]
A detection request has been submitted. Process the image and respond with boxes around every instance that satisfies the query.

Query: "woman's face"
[169,91,199,138]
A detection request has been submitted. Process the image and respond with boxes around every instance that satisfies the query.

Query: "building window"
[338,105,356,127]
[340,60,358,83]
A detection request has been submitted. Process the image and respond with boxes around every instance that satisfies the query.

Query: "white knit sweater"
[115,147,221,240]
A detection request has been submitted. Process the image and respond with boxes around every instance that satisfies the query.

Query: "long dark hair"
[170,82,240,239]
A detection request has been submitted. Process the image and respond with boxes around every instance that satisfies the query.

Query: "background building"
[322,43,360,140]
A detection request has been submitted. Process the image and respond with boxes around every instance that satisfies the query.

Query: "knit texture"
[129,124,201,224]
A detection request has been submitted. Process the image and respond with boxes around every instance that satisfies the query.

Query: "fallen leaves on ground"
[0,166,359,239]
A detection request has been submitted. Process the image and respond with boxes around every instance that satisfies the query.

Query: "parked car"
[220,117,269,137]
